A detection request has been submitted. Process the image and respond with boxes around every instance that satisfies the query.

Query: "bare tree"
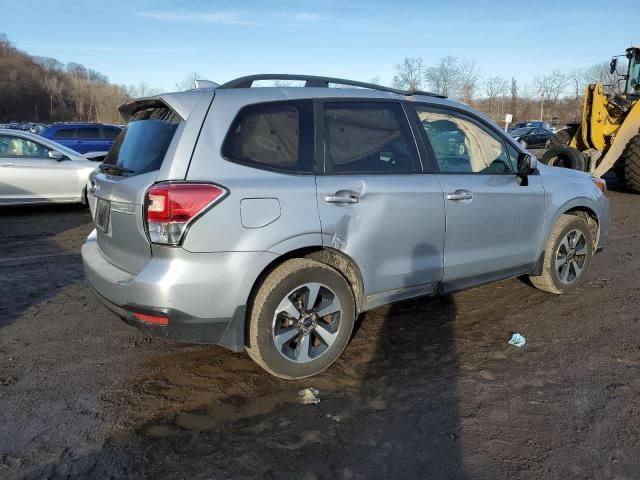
[458,59,480,104]
[175,72,205,91]
[484,76,508,116]
[66,63,88,120]
[425,56,460,96]
[392,57,425,91]
[586,61,625,94]
[568,68,587,120]
[43,75,62,118]
[127,82,162,98]
[509,77,518,119]
[535,70,568,121]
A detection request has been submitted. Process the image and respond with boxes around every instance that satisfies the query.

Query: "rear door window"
[222,100,313,173]
[53,128,76,139]
[76,127,101,139]
[102,106,181,175]
[102,127,121,140]
[321,102,420,174]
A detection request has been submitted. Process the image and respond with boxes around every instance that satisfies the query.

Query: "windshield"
[627,50,640,96]
[510,128,533,136]
[103,106,181,175]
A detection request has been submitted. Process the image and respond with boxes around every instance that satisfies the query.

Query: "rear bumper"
[81,231,277,351]
[90,285,246,349]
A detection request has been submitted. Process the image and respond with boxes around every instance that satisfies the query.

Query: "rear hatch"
[89,91,213,274]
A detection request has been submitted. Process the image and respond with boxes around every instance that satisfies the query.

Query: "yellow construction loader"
[543,47,640,192]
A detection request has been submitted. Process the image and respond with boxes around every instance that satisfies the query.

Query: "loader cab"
[624,47,640,98]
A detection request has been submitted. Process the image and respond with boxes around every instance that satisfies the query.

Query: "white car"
[0,129,101,205]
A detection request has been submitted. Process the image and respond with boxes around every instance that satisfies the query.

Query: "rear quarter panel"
[182,90,322,254]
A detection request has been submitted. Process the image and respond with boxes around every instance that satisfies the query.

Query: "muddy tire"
[550,129,572,147]
[246,258,355,379]
[542,145,587,171]
[529,214,594,294]
[620,134,640,193]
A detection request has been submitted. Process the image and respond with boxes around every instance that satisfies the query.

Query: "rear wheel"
[246,258,356,379]
[620,134,640,193]
[529,214,594,294]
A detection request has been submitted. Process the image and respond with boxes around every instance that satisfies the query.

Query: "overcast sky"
[4,0,638,91]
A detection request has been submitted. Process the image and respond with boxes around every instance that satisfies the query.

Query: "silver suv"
[82,75,610,379]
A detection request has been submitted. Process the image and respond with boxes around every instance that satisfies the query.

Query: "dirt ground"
[1,187,639,479]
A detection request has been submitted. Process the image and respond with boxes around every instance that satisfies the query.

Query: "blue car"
[39,123,122,154]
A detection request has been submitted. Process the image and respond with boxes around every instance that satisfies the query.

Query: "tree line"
[0,32,625,126]
[391,55,622,126]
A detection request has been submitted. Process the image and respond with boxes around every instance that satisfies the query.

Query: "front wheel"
[246,258,356,379]
[529,214,594,294]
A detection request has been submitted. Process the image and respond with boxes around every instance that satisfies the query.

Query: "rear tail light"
[145,183,227,245]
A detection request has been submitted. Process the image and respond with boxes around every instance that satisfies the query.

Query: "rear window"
[103,107,181,175]
[222,100,314,173]
[53,128,75,139]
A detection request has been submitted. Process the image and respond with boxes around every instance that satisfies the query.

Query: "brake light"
[146,183,227,245]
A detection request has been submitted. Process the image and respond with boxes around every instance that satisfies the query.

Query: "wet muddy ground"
[1,189,639,479]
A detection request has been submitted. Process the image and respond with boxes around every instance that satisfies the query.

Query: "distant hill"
[0,33,128,123]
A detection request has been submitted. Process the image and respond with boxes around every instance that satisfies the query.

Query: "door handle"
[325,190,359,204]
[446,190,473,201]
[1,163,16,167]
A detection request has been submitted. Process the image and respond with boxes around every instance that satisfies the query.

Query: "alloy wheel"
[555,229,588,284]
[272,282,342,363]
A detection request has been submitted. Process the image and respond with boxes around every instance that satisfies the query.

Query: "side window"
[223,101,312,173]
[323,102,419,174]
[415,107,513,174]
[53,128,75,139]
[0,135,49,158]
[76,127,100,139]
[102,127,121,140]
[505,142,521,172]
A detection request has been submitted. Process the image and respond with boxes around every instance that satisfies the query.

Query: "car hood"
[537,162,591,180]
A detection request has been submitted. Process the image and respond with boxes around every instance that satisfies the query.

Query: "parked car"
[0,129,98,205]
[509,120,551,131]
[39,123,122,154]
[82,74,610,379]
[510,127,554,149]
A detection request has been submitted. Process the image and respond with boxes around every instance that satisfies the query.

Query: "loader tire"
[550,129,572,147]
[620,135,640,194]
[542,145,587,172]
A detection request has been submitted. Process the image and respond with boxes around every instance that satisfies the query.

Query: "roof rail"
[217,74,446,98]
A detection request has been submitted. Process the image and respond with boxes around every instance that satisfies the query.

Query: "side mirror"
[610,58,618,74]
[48,150,64,161]
[517,152,536,177]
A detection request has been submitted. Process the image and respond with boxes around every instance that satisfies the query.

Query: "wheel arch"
[558,203,600,249]
[242,245,365,348]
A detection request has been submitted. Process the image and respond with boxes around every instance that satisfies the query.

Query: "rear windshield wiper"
[99,164,134,175]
